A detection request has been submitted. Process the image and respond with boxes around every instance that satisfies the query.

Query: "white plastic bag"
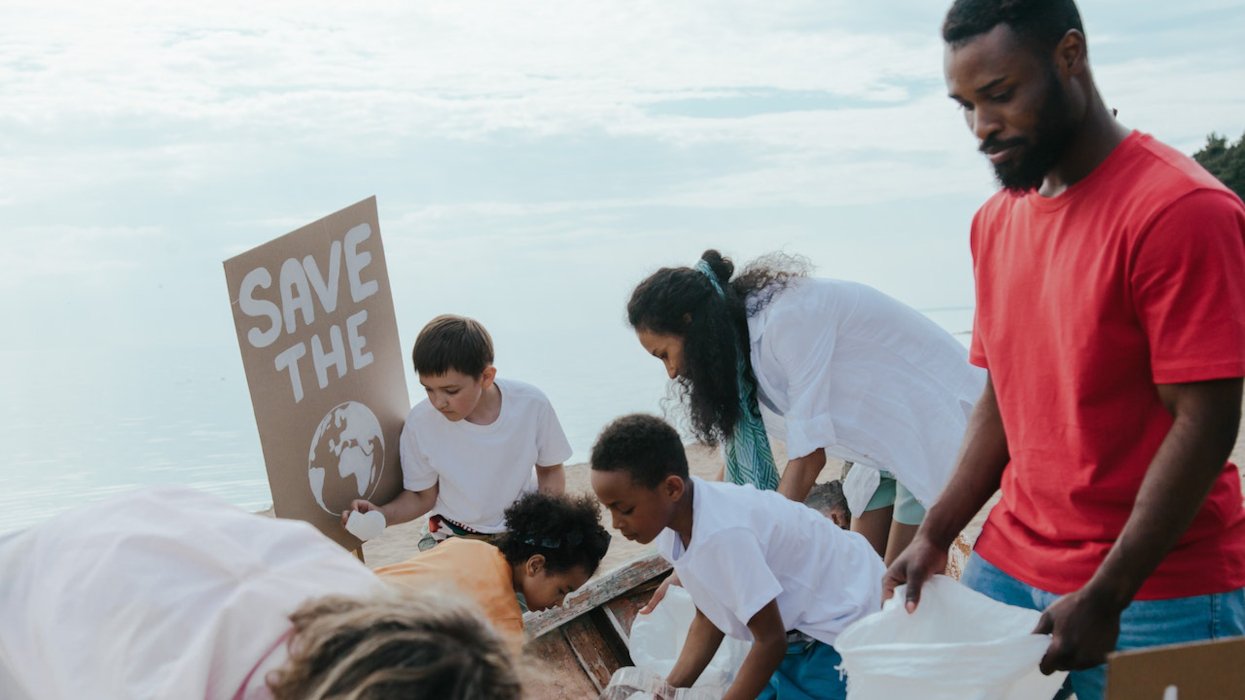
[628,585,751,688]
[598,667,728,700]
[835,575,1068,699]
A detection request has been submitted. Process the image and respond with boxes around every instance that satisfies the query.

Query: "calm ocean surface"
[0,305,971,534]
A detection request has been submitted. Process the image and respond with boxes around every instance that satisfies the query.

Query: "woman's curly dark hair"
[494,492,611,575]
[627,249,810,445]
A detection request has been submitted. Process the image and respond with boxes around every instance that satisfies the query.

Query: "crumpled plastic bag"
[835,575,1068,699]
[627,584,751,688]
[598,667,728,700]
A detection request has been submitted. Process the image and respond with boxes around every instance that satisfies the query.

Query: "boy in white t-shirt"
[590,414,883,700]
[344,315,572,550]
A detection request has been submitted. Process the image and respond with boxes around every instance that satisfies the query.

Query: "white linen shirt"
[0,487,379,700]
[401,377,573,533]
[748,278,985,508]
[655,478,883,645]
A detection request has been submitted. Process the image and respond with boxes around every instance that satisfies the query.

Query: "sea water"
[0,306,970,535]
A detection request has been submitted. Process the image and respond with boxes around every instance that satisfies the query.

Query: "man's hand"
[340,499,378,527]
[1034,587,1123,674]
[639,571,681,615]
[881,533,948,613]
[881,375,1007,612]
[1030,377,1242,674]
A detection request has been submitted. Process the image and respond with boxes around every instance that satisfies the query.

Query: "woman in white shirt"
[627,250,984,565]
[0,487,520,700]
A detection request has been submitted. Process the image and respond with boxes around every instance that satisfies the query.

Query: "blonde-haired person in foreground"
[0,486,520,700]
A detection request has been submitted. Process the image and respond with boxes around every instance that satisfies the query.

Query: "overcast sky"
[4,1,1242,308]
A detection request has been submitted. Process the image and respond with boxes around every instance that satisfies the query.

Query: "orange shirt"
[375,538,525,651]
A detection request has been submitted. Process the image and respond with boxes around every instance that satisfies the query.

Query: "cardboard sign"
[1107,637,1245,699]
[224,197,408,549]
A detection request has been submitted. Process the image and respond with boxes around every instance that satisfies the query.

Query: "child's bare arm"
[535,464,565,495]
[776,448,827,502]
[723,600,786,700]
[341,484,438,528]
[666,608,726,688]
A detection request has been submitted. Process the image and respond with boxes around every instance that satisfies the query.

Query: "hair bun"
[699,249,734,284]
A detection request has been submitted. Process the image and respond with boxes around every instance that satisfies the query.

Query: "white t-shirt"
[748,278,986,509]
[401,377,573,533]
[0,487,379,700]
[654,478,883,646]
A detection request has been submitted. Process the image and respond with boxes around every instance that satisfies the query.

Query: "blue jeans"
[961,552,1245,700]
[757,638,846,700]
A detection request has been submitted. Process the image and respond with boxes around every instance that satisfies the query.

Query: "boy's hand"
[340,499,378,527]
[639,571,681,614]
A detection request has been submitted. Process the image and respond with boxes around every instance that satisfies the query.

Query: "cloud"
[0,224,164,287]
[0,0,1239,224]
[1096,56,1245,147]
[0,1,942,137]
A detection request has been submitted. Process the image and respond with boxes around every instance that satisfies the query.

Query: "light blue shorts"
[862,472,926,526]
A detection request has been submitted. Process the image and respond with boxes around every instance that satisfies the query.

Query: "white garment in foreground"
[0,487,379,700]
[401,377,574,533]
[835,576,1067,699]
[654,478,884,646]
[747,278,985,508]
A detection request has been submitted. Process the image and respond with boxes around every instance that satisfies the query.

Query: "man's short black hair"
[943,0,1084,50]
[590,414,689,488]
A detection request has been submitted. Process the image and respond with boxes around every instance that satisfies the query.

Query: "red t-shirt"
[970,131,1245,599]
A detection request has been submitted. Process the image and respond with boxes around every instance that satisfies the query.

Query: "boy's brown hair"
[412,315,494,378]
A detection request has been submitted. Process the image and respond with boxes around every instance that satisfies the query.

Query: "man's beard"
[986,69,1079,193]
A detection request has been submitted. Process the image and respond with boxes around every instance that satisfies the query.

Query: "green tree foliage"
[1193,132,1245,200]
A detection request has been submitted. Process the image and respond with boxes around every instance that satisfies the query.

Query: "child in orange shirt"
[375,491,611,651]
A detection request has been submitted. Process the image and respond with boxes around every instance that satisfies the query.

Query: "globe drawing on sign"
[308,401,385,515]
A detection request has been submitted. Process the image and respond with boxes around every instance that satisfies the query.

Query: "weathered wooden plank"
[521,631,602,700]
[602,582,660,644]
[562,607,627,687]
[601,604,632,649]
[525,551,671,639]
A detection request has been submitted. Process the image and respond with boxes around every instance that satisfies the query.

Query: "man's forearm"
[921,376,1010,548]
[1085,379,1242,608]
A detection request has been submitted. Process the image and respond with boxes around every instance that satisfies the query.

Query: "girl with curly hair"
[375,490,611,652]
[627,249,984,569]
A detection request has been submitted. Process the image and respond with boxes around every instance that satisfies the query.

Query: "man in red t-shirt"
[883,2,1245,699]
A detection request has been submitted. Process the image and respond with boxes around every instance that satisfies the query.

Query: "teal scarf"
[695,260,780,491]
